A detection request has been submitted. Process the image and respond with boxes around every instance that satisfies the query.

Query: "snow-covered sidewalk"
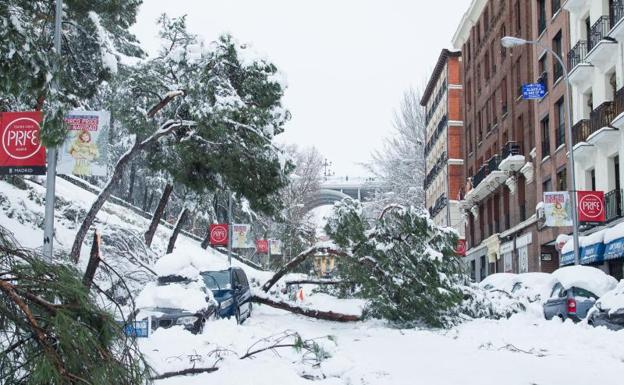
[143,305,624,385]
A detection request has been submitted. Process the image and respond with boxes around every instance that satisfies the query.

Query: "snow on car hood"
[136,280,213,313]
[154,249,229,280]
[596,280,624,313]
[552,266,618,297]
[479,273,519,291]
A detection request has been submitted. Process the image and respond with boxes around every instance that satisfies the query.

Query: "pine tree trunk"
[70,142,140,262]
[126,163,136,204]
[166,207,189,254]
[144,183,173,247]
[141,185,149,211]
[201,224,211,249]
[251,295,360,322]
[69,114,185,263]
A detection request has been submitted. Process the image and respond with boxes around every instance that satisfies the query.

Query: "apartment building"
[453,0,539,281]
[533,0,573,272]
[559,0,624,280]
[421,49,465,237]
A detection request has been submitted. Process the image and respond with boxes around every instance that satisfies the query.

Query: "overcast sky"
[131,0,471,177]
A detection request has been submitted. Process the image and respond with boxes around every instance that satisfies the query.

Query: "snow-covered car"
[544,266,618,322]
[134,250,219,334]
[588,280,624,330]
[201,267,252,324]
[479,272,558,303]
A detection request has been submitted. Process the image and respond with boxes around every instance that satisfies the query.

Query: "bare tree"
[366,87,426,212]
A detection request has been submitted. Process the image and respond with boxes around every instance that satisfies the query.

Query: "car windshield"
[157,275,193,286]
[201,270,231,290]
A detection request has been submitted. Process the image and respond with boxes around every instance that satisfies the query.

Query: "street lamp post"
[501,36,581,265]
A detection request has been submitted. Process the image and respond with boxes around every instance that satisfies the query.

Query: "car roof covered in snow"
[154,249,229,279]
[596,280,624,312]
[479,273,520,291]
[552,266,618,297]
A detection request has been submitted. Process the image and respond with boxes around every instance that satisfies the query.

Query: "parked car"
[480,272,558,303]
[201,267,252,324]
[588,280,624,331]
[544,266,617,322]
[135,274,217,334]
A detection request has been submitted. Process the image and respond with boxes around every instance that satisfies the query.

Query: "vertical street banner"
[232,224,254,248]
[577,190,605,223]
[57,111,110,177]
[543,191,573,227]
[256,239,269,254]
[269,239,282,255]
[454,239,466,256]
[0,111,46,175]
[209,224,229,246]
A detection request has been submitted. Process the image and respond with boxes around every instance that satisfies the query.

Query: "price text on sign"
[0,111,46,175]
[577,191,605,222]
[209,224,229,246]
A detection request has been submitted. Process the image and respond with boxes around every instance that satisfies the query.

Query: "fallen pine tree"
[251,294,360,322]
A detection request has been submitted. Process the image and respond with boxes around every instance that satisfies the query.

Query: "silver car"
[543,282,598,322]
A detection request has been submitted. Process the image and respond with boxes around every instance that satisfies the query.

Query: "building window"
[551,0,561,16]
[555,97,565,147]
[557,168,567,191]
[552,31,563,81]
[501,77,508,114]
[543,178,552,193]
[538,54,548,92]
[516,60,522,97]
[541,115,550,159]
[538,0,547,35]
[590,169,596,191]
[501,26,507,58]
[484,52,490,80]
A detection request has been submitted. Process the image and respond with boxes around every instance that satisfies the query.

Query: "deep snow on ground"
[2,178,624,384]
[146,305,624,385]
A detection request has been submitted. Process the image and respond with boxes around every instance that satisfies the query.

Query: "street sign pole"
[227,192,232,267]
[43,0,62,260]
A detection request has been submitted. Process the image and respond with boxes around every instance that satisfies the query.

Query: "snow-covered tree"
[325,198,465,327]
[70,15,292,261]
[0,0,144,144]
[365,87,426,212]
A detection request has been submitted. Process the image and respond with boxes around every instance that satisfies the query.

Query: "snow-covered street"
[144,302,624,385]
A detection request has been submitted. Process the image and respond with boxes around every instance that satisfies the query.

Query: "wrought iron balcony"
[615,85,624,117]
[611,0,624,28]
[605,189,623,223]
[501,141,521,159]
[568,40,589,69]
[589,16,611,51]
[429,194,448,218]
[589,101,616,132]
[487,154,501,173]
[572,119,591,146]
[472,164,488,189]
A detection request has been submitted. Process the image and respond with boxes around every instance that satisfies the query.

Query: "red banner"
[577,191,605,223]
[455,239,466,256]
[256,239,269,254]
[209,224,229,246]
[0,111,46,175]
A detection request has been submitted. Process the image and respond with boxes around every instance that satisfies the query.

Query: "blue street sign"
[522,83,546,99]
[121,319,149,338]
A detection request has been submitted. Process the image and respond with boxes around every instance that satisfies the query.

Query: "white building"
[564,0,624,279]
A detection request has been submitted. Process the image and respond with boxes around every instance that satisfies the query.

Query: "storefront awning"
[560,251,575,266]
[604,237,624,261]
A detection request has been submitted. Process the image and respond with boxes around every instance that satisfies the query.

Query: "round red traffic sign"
[2,117,42,160]
[210,224,228,245]
[579,193,604,219]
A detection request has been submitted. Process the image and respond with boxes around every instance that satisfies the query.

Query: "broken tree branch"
[252,295,360,322]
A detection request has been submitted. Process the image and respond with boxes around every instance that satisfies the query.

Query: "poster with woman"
[57,111,110,177]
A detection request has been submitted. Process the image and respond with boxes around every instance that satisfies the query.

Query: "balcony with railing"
[611,0,624,39]
[428,194,448,219]
[605,189,623,223]
[499,141,525,172]
[567,40,592,88]
[424,151,448,190]
[572,119,591,146]
[613,85,624,129]
[462,154,507,208]
[587,15,618,72]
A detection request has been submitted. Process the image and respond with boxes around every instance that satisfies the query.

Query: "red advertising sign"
[209,224,229,246]
[455,239,467,256]
[256,239,269,254]
[577,191,605,223]
[0,111,46,175]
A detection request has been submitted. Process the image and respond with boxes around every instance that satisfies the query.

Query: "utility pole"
[43,0,62,260]
[227,192,233,267]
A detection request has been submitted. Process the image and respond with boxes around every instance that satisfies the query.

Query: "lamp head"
[501,36,528,48]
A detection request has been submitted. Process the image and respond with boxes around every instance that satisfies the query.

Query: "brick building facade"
[452,0,540,281]
[421,50,465,236]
